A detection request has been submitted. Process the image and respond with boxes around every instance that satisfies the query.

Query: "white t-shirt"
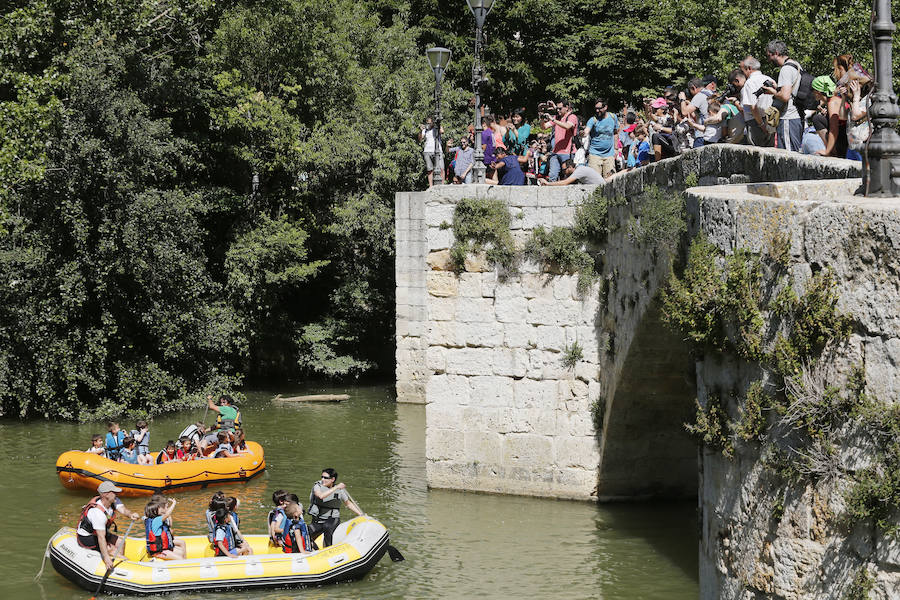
[702,120,723,143]
[777,61,801,120]
[571,165,605,185]
[741,70,770,121]
[422,127,436,153]
[76,499,123,536]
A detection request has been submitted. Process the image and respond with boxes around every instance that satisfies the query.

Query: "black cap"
[702,74,717,86]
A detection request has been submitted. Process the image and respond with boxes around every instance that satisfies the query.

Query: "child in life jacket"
[232,429,250,453]
[226,496,247,549]
[86,434,106,457]
[281,502,312,554]
[179,436,200,461]
[130,419,153,465]
[157,440,181,464]
[144,495,187,560]
[205,491,226,543]
[105,422,125,462]
[211,431,237,458]
[119,437,139,464]
[267,489,289,545]
[212,508,252,557]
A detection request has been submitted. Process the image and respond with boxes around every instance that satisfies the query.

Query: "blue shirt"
[586,113,618,157]
[497,156,526,185]
[120,447,138,464]
[148,516,167,537]
[637,140,652,164]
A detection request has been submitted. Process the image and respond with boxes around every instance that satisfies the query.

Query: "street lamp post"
[467,0,494,184]
[427,47,452,186]
[861,0,900,196]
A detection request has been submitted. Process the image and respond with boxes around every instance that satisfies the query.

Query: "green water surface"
[1,384,698,599]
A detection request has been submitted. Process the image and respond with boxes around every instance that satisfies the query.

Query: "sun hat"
[650,97,668,109]
[811,75,836,96]
[97,481,123,494]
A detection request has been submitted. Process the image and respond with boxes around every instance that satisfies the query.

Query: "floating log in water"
[273,394,348,403]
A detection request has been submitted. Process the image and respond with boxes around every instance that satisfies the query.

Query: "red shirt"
[552,113,579,155]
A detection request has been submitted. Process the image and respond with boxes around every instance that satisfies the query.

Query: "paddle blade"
[387,544,405,562]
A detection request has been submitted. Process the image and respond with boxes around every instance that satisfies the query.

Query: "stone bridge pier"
[396,144,860,503]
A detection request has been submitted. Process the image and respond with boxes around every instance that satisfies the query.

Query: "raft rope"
[60,465,258,483]
[33,538,52,581]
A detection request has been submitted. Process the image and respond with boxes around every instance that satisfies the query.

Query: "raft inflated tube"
[48,516,389,595]
[56,442,265,497]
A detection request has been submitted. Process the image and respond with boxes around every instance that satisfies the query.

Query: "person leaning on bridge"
[76,481,140,569]
[538,158,605,186]
[307,468,363,549]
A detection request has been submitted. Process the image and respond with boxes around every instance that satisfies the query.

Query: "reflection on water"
[2,384,698,599]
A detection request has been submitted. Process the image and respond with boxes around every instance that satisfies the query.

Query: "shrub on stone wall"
[449,197,518,275]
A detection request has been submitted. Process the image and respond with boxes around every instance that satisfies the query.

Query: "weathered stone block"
[425,374,470,406]
[457,273,482,298]
[469,375,515,406]
[536,325,566,351]
[428,297,455,321]
[493,348,529,378]
[425,346,446,372]
[495,295,528,323]
[552,206,576,227]
[514,379,559,409]
[427,249,454,271]
[527,298,560,325]
[504,323,537,349]
[456,297,495,323]
[426,203,455,228]
[427,272,458,297]
[458,321,503,347]
[555,436,600,469]
[426,226,453,250]
[427,322,459,347]
[445,347,495,376]
[425,428,465,462]
[464,431,503,463]
[521,273,554,299]
[503,433,553,466]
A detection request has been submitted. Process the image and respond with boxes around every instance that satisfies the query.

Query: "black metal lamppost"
[426,47,452,186]
[861,0,900,196]
[466,0,494,184]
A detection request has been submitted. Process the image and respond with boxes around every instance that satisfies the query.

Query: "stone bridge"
[394,144,900,598]
[395,144,859,501]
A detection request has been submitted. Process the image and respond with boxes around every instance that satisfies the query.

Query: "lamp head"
[426,47,452,83]
[467,0,495,28]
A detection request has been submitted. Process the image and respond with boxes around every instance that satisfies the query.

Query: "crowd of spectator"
[420,41,873,187]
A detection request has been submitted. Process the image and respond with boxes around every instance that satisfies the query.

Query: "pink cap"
[650,97,668,109]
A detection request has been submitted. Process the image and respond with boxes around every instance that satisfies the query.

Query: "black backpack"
[785,60,816,113]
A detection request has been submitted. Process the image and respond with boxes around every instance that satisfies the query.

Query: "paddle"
[90,516,137,599]
[345,492,405,562]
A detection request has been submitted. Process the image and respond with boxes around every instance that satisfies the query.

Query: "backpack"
[785,60,816,114]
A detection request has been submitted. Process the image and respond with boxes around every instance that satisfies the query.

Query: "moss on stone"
[524,226,596,294]
[686,394,734,458]
[449,197,518,275]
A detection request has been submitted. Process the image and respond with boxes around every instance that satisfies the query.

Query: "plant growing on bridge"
[686,394,733,458]
[449,197,518,276]
[524,226,596,294]
[561,341,584,369]
[627,186,687,257]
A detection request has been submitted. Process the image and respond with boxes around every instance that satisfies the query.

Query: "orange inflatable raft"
[56,442,265,496]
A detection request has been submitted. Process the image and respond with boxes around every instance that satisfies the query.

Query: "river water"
[2,384,698,599]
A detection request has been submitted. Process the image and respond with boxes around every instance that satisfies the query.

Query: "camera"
[537,100,557,119]
[723,84,739,99]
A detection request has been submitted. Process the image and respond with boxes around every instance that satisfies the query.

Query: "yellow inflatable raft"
[56,442,266,496]
[48,516,389,595]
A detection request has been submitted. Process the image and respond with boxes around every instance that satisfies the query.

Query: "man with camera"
[739,56,776,147]
[681,78,712,148]
[418,117,444,187]
[538,158,605,186]
[541,100,578,182]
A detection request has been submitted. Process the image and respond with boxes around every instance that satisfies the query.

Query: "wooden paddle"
[90,516,137,599]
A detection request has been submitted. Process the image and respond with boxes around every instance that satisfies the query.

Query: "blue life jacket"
[120,447,138,464]
[269,507,287,543]
[282,518,312,553]
[105,431,125,460]
[212,443,233,458]
[145,517,174,555]
[213,522,236,556]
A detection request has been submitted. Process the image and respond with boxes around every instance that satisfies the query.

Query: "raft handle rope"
[62,466,260,483]
[33,538,52,581]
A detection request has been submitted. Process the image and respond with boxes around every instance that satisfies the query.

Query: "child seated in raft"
[206,491,227,543]
[105,422,125,462]
[119,437,139,464]
[212,508,252,557]
[144,495,187,560]
[211,431,237,458]
[85,434,106,457]
[179,437,201,461]
[226,496,247,549]
[281,502,312,554]
[157,440,181,464]
[232,429,250,453]
[267,489,289,545]
[130,419,153,465]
